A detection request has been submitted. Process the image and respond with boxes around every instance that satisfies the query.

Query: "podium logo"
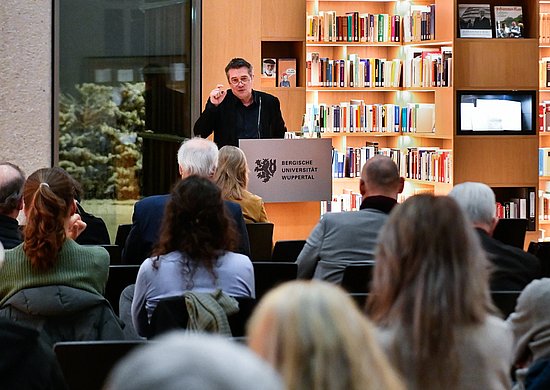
[254,158,277,183]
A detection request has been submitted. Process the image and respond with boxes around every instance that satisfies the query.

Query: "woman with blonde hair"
[0,167,109,304]
[214,145,268,223]
[247,280,404,390]
[368,194,513,389]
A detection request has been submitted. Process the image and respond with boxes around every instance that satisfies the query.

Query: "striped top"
[0,239,109,305]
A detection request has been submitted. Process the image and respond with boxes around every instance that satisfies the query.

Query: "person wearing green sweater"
[0,167,109,306]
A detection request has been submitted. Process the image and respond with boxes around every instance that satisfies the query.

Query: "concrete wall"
[0,1,52,176]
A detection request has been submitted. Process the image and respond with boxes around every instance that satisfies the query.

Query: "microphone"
[257,96,262,139]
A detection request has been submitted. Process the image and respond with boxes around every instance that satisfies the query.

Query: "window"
[54,0,201,240]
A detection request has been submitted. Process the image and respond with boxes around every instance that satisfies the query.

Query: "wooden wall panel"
[453,136,538,186]
[265,202,320,242]
[262,0,305,40]
[454,39,538,89]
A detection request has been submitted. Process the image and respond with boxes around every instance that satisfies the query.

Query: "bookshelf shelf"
[321,131,398,137]
[307,87,401,91]
[306,42,402,47]
[403,40,453,47]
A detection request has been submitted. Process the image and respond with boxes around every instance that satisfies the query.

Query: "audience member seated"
[296,155,403,283]
[0,317,68,389]
[104,332,283,390]
[214,145,268,223]
[122,137,250,265]
[450,182,541,291]
[0,167,109,304]
[0,162,25,249]
[71,177,111,245]
[247,280,404,390]
[508,278,550,389]
[368,194,513,389]
[130,176,254,337]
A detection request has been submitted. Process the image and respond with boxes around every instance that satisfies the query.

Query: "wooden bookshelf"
[306,0,454,202]
[454,0,539,245]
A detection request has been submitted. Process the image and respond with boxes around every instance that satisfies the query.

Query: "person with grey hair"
[104,332,283,390]
[296,155,404,284]
[122,137,250,264]
[449,182,540,291]
[0,162,25,249]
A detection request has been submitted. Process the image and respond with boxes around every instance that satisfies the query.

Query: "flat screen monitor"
[456,90,536,135]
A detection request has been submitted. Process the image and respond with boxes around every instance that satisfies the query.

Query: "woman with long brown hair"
[0,167,109,304]
[131,175,254,336]
[214,146,268,223]
[368,194,513,389]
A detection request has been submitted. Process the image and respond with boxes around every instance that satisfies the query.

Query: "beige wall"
[0,1,52,176]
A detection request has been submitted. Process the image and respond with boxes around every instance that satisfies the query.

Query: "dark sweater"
[0,214,22,249]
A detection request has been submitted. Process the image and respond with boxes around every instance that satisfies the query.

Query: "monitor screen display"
[457,91,536,135]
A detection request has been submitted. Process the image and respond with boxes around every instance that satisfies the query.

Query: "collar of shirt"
[359,195,397,214]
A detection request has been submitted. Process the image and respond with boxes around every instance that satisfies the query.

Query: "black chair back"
[245,222,274,261]
[54,340,146,390]
[528,241,550,277]
[490,290,521,318]
[271,240,306,262]
[149,296,256,339]
[349,293,369,309]
[252,262,297,299]
[493,218,528,249]
[101,244,122,265]
[115,224,132,248]
[341,264,375,293]
[105,265,140,314]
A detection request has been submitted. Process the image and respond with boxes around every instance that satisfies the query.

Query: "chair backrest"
[349,293,370,310]
[54,340,147,390]
[528,241,550,277]
[271,240,307,262]
[149,296,256,339]
[252,262,297,300]
[493,218,528,249]
[341,264,375,293]
[245,222,274,261]
[105,265,141,314]
[490,290,522,319]
[101,244,123,265]
[115,224,133,248]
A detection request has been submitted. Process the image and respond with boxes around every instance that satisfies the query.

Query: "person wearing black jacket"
[450,182,541,292]
[193,58,286,148]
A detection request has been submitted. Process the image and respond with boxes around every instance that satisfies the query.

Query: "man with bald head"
[296,155,404,283]
[0,163,25,249]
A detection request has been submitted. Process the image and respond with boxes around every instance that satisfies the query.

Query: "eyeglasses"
[229,76,252,86]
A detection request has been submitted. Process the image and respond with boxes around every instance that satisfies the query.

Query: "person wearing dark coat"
[0,162,25,249]
[450,182,541,292]
[121,137,250,265]
[193,57,286,148]
[0,318,68,389]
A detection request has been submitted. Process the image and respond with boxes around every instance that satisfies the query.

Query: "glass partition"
[54,0,201,241]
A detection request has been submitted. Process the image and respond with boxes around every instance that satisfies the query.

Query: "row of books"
[306,53,401,88]
[305,102,435,134]
[539,148,550,176]
[496,200,527,220]
[331,146,452,184]
[539,60,550,88]
[540,13,550,44]
[306,50,452,89]
[403,4,436,42]
[306,11,401,43]
[403,47,453,88]
[540,191,550,220]
[539,102,550,133]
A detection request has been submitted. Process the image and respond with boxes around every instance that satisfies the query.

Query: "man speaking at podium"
[193,58,286,148]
